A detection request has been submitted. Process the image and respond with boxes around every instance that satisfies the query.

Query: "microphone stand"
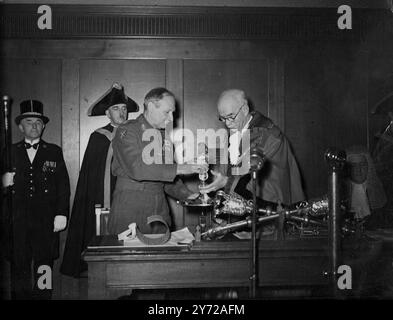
[324,148,346,298]
[250,168,258,298]
[249,149,264,299]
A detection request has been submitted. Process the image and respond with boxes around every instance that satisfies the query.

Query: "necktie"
[25,142,39,150]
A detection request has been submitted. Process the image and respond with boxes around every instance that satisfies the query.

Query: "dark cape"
[224,111,305,206]
[60,123,116,277]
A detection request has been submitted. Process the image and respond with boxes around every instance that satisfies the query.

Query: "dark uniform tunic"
[109,115,192,234]
[9,140,70,299]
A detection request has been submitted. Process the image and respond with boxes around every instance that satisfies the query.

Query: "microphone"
[2,95,10,103]
[250,148,264,171]
[2,95,10,114]
[324,147,346,170]
[250,148,265,180]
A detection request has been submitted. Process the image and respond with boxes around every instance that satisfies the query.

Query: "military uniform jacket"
[9,140,70,260]
[111,114,191,199]
[109,115,191,234]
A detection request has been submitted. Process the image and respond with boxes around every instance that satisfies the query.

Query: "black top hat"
[15,100,49,125]
[88,83,139,116]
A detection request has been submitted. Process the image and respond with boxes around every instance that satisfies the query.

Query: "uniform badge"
[42,161,57,173]
[119,129,127,139]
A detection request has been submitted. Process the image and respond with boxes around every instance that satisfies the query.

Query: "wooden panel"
[0,59,62,146]
[182,59,269,227]
[268,58,285,130]
[106,256,327,288]
[183,59,269,135]
[0,4,373,41]
[165,59,186,229]
[285,43,368,198]
[84,237,331,298]
[62,60,80,205]
[1,0,390,8]
[0,39,284,60]
[107,259,250,288]
[78,59,166,164]
[58,59,80,300]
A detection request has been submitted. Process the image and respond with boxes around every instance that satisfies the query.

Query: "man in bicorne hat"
[61,83,139,278]
[1,100,70,299]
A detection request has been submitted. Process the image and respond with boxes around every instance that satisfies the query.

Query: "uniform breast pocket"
[42,160,57,174]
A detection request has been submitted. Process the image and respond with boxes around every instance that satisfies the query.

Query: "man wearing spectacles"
[218,102,245,124]
[200,89,305,207]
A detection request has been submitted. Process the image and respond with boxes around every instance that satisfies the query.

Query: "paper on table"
[118,223,136,241]
[123,227,195,247]
[170,227,195,244]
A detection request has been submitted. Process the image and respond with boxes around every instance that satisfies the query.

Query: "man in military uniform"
[61,83,139,278]
[200,89,305,206]
[108,87,207,234]
[2,100,70,299]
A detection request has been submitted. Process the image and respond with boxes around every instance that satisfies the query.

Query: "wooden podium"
[82,234,382,299]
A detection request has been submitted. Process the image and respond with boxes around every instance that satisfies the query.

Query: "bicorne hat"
[88,83,139,116]
[15,100,49,125]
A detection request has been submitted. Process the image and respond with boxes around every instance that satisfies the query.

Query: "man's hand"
[187,192,200,200]
[2,172,15,188]
[199,170,228,194]
[54,215,67,232]
[176,163,208,175]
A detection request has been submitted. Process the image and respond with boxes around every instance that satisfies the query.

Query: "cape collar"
[248,111,273,129]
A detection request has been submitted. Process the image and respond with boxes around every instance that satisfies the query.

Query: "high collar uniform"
[7,139,70,299]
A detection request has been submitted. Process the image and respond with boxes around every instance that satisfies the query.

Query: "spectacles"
[219,104,244,122]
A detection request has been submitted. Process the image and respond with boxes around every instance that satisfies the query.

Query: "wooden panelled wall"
[0,38,369,203]
[0,39,288,226]
[1,5,384,298]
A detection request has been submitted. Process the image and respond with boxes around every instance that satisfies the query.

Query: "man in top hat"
[1,100,70,299]
[61,83,139,278]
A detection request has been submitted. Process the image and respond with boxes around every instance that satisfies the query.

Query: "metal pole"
[248,148,264,299]
[2,96,12,169]
[324,148,346,297]
[249,170,257,298]
[1,95,14,299]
